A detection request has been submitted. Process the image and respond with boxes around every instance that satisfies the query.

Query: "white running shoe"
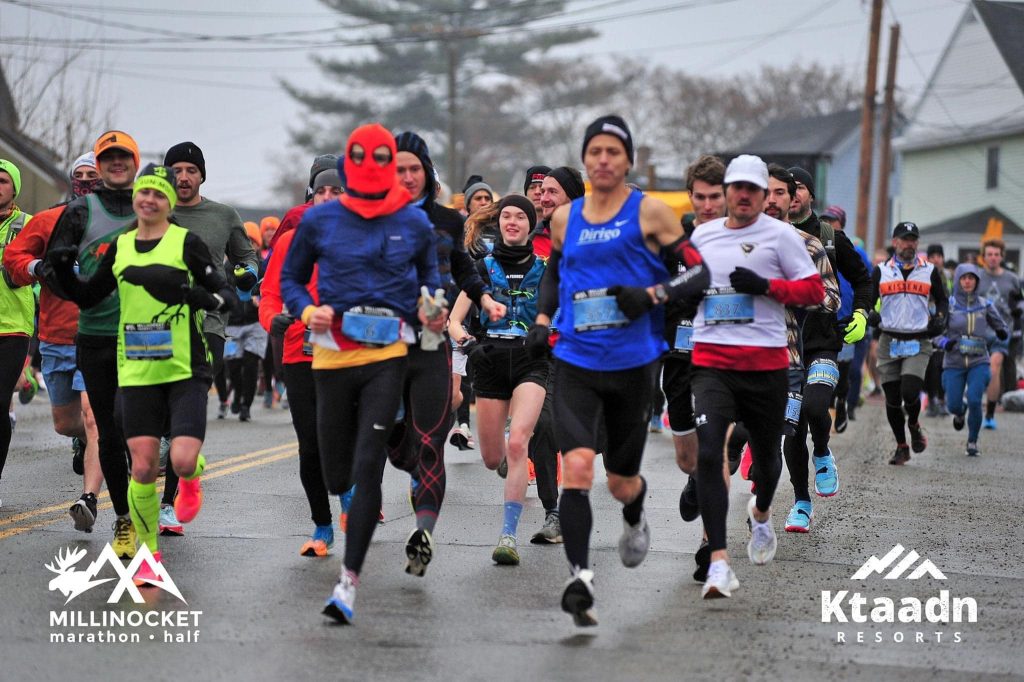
[702,559,739,599]
[618,512,651,568]
[323,569,356,624]
[746,496,778,565]
[561,567,598,626]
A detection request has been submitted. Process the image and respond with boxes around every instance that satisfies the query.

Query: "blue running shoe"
[323,570,356,624]
[339,486,355,533]
[983,417,997,430]
[300,524,334,557]
[812,450,839,497]
[784,501,813,533]
[408,477,420,512]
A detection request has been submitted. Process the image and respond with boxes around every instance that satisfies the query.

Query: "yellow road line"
[0,448,297,541]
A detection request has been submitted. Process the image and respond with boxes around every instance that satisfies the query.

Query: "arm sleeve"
[658,236,709,302]
[184,232,237,313]
[931,266,949,319]
[537,248,561,319]
[870,265,881,309]
[54,240,119,308]
[835,230,872,312]
[280,213,318,317]
[809,239,841,313]
[768,274,825,306]
[258,230,289,332]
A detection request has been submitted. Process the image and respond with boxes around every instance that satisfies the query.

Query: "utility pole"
[874,23,900,252]
[855,0,883,243]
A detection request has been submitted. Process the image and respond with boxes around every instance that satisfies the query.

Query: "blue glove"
[234,264,258,302]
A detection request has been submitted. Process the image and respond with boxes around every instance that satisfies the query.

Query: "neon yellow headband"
[132,164,177,211]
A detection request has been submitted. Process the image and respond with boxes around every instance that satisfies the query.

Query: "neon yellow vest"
[113,224,207,386]
[0,210,34,335]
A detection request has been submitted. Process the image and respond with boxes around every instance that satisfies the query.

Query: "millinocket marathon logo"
[45,544,185,604]
[821,544,978,644]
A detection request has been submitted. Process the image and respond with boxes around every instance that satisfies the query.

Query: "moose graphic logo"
[45,544,186,605]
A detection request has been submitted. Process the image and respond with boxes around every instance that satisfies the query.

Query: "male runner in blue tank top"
[526,115,710,627]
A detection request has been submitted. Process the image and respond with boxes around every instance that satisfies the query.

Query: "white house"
[895,0,1024,270]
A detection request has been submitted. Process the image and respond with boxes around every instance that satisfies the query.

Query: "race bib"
[958,336,986,356]
[890,339,920,358]
[704,288,754,325]
[223,337,241,359]
[302,328,313,357]
[785,391,803,427]
[486,324,528,340]
[806,359,840,388]
[572,289,628,332]
[673,321,694,352]
[124,323,173,360]
[341,308,401,347]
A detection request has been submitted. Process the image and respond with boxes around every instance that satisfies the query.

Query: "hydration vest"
[878,255,934,334]
[479,254,545,338]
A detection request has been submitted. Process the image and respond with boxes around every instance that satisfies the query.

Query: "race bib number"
[673,321,694,352]
[958,336,986,356]
[785,391,803,427]
[704,288,754,325]
[124,323,173,360]
[890,339,920,358]
[572,289,628,332]
[341,308,401,347]
[302,328,313,357]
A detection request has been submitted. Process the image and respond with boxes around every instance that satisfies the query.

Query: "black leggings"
[227,351,261,409]
[283,362,331,528]
[693,367,787,553]
[527,368,558,512]
[784,351,837,502]
[0,335,30,480]
[924,350,944,400]
[456,360,473,426]
[77,334,130,516]
[315,358,406,575]
[386,343,452,525]
[883,375,924,445]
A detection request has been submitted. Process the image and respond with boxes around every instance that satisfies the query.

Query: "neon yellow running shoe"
[111,516,137,559]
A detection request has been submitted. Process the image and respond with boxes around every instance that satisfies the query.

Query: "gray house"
[895,0,1024,271]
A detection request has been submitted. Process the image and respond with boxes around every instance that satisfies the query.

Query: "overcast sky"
[0,0,968,208]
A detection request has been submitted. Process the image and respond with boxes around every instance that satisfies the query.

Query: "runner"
[463,179,494,216]
[924,244,952,418]
[527,115,710,625]
[50,163,235,583]
[281,123,440,624]
[47,130,140,557]
[448,195,547,565]
[976,239,1023,429]
[689,154,824,598]
[524,165,551,215]
[939,263,1007,457]
[0,159,33,506]
[870,221,948,465]
[3,152,104,530]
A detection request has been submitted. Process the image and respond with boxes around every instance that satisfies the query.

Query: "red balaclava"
[340,123,411,219]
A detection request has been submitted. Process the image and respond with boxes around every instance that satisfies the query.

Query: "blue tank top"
[554,190,669,371]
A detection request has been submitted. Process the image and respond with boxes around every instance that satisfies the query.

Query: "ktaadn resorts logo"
[822,544,977,644]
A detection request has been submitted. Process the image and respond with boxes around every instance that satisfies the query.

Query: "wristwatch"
[653,283,669,305]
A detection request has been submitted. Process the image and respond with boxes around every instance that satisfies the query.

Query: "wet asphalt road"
[1,390,1022,682]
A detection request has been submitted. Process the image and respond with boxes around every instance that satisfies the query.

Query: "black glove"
[47,246,78,270]
[943,337,958,352]
[867,310,882,327]
[607,285,654,320]
[181,284,221,311]
[270,313,295,337]
[729,267,769,295]
[926,315,946,337]
[460,336,492,369]
[233,264,258,292]
[524,323,551,360]
[996,327,1009,341]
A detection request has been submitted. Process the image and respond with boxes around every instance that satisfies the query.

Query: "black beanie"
[787,166,815,198]
[582,115,634,165]
[163,141,206,182]
[497,194,537,231]
[546,166,585,201]
[395,130,436,205]
[523,165,551,194]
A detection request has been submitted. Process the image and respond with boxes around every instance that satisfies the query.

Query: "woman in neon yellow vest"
[52,164,236,585]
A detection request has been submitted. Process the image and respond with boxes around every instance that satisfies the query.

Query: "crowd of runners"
[0,113,1020,626]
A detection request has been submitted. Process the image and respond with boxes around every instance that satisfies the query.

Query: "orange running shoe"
[133,551,164,588]
[174,477,203,523]
[556,452,563,487]
[528,458,536,485]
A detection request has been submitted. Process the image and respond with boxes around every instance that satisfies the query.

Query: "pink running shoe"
[174,477,203,523]
[133,551,164,588]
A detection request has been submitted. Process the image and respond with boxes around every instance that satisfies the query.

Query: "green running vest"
[77,194,135,336]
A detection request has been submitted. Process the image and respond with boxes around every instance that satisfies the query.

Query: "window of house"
[986,146,1000,189]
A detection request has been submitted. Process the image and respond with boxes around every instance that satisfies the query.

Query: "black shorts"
[472,345,549,400]
[662,353,695,434]
[552,358,656,477]
[120,378,209,440]
[691,366,788,434]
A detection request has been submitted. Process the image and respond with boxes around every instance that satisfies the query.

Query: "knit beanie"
[523,165,551,194]
[497,194,537,231]
[787,166,815,198]
[546,166,585,201]
[581,115,634,165]
[0,159,22,197]
[163,141,206,181]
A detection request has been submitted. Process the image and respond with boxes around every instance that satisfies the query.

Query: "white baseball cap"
[724,154,769,189]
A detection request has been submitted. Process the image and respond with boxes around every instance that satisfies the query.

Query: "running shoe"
[158,504,184,536]
[746,496,777,565]
[339,487,355,533]
[262,391,273,409]
[556,452,562,487]
[71,437,85,476]
[965,443,980,458]
[812,449,839,497]
[784,500,813,533]
[111,516,137,559]
[561,567,597,627]
[323,569,357,624]
[17,367,38,404]
[925,400,940,418]
[174,476,203,523]
[133,550,165,588]
[618,511,651,568]
[649,413,663,433]
[888,444,911,465]
[404,528,434,577]
[239,405,251,422]
[937,402,949,417]
[449,422,472,450]
[834,400,848,433]
[408,477,420,513]
[679,476,699,522]
[908,422,927,453]
[983,416,997,430]
[527,458,536,485]
[466,429,476,448]
[158,437,170,476]
[692,539,711,583]
[300,524,334,557]
[497,456,508,479]
[492,534,520,565]
[69,493,97,533]
[952,413,965,431]
[739,443,753,480]
[702,560,739,599]
[530,511,562,544]
[231,401,240,415]
[378,507,385,524]
[217,402,228,420]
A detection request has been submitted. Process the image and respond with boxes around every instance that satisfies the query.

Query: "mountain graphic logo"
[45,544,186,604]
[850,544,946,580]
